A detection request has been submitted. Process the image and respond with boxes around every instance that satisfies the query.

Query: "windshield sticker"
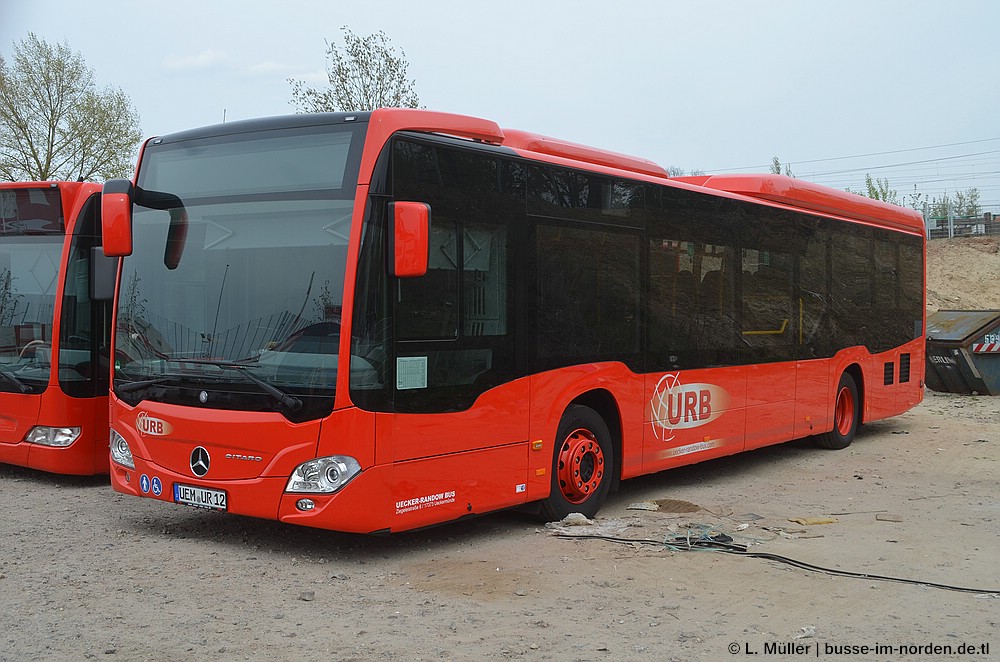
[649,373,729,442]
[396,356,428,390]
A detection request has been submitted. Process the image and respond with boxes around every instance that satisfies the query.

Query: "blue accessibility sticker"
[151,476,163,497]
[139,474,150,494]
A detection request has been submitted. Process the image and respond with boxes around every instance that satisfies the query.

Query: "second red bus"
[0,181,113,475]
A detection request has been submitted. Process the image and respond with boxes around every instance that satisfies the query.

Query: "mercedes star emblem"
[190,446,211,477]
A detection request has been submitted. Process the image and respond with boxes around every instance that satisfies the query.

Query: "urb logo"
[136,411,173,437]
[649,374,728,441]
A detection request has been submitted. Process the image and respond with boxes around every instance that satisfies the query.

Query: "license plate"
[173,483,227,511]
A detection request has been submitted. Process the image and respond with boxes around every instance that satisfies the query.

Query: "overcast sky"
[3,0,999,207]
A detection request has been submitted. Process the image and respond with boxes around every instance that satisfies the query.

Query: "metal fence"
[926,205,1000,240]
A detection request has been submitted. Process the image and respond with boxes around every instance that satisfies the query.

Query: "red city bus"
[100,109,924,533]
[0,181,114,475]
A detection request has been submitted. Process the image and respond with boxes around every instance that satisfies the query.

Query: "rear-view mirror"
[101,179,134,257]
[390,201,430,278]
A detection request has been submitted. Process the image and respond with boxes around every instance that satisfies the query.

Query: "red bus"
[0,181,114,475]
[100,109,924,532]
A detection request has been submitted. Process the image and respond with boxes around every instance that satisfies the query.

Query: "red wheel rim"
[557,428,605,504]
[834,386,855,437]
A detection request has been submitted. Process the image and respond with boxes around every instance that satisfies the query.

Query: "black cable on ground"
[554,533,1000,595]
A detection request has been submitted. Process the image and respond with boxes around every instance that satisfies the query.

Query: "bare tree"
[0,33,142,182]
[289,27,420,113]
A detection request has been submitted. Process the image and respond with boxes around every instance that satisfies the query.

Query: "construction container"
[925,310,1000,395]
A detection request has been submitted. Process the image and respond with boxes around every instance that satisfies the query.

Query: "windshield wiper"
[116,374,184,394]
[181,359,303,412]
[0,365,31,393]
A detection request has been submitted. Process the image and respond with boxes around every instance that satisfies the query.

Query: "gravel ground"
[1,389,997,661]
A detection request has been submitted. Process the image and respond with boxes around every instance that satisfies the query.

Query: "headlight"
[285,455,361,494]
[109,429,135,469]
[25,426,81,447]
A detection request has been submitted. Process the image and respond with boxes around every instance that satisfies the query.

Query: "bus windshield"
[115,123,365,421]
[0,186,65,394]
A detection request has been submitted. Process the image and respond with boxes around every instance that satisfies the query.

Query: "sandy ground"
[927,235,1000,311]
[1,236,998,661]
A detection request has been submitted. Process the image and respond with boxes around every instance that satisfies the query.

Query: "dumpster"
[925,310,1000,395]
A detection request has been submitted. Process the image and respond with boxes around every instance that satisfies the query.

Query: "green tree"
[0,33,142,182]
[769,156,794,177]
[903,185,925,211]
[847,173,899,205]
[930,188,982,220]
[289,27,420,113]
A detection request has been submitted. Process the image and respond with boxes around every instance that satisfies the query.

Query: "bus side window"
[389,138,517,413]
[395,220,459,340]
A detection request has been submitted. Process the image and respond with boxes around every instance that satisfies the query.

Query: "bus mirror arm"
[389,201,430,278]
[90,247,118,301]
[164,207,188,270]
[131,187,189,270]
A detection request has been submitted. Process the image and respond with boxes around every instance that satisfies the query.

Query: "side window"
[59,195,112,397]
[533,223,641,370]
[830,224,875,349]
[396,220,460,340]
[739,208,797,363]
[646,185,740,370]
[389,138,518,413]
[798,218,833,358]
[898,235,924,340]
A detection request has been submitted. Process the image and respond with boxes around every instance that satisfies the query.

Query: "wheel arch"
[843,362,865,423]
[568,389,623,492]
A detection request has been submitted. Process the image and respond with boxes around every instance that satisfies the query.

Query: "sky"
[3,0,1000,209]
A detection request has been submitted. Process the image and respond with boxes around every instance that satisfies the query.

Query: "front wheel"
[815,372,860,450]
[541,405,614,521]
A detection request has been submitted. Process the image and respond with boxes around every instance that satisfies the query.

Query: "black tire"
[815,372,860,450]
[540,405,614,521]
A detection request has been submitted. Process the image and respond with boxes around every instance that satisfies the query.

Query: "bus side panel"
[744,362,797,451]
[864,339,925,423]
[0,393,42,468]
[793,359,833,440]
[388,443,529,532]
[376,378,529,464]
[527,363,645,491]
[642,366,747,475]
[864,353,895,424]
[896,338,925,413]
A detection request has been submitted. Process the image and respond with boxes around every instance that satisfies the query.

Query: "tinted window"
[387,138,518,413]
[59,195,112,397]
[646,186,741,370]
[532,222,642,371]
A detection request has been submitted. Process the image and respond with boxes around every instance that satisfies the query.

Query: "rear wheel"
[541,405,614,521]
[815,372,860,449]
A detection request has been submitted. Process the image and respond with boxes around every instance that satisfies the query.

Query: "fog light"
[109,429,135,469]
[25,426,81,447]
[296,499,315,511]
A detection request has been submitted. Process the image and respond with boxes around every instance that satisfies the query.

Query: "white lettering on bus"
[648,373,729,441]
[395,490,457,515]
